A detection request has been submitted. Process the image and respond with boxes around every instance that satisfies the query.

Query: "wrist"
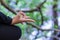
[11,18,19,25]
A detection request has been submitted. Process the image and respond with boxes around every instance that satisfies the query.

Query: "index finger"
[18,11,26,16]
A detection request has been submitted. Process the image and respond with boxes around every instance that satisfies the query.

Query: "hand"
[17,11,30,19]
[17,11,35,22]
[11,11,35,24]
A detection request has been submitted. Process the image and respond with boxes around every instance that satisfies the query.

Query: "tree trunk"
[52,0,58,40]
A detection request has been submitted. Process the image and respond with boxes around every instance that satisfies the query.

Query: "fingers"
[17,12,30,19]
[17,11,26,16]
[19,18,35,22]
[17,11,27,19]
[16,11,35,23]
[24,19,35,22]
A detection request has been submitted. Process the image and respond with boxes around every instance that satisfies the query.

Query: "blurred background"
[0,0,60,40]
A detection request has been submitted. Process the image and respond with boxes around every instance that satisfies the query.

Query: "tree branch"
[27,22,60,32]
[37,0,46,9]
[1,0,46,13]
[0,0,60,32]
[2,0,60,32]
[17,0,47,12]
[17,9,38,13]
[1,0,17,14]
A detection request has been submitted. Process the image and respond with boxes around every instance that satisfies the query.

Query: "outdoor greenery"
[0,0,60,40]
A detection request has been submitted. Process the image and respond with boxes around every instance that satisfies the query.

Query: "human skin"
[0,0,35,25]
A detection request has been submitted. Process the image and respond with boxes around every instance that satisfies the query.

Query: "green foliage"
[1,0,59,39]
[54,25,58,29]
[0,0,51,35]
[26,12,42,26]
